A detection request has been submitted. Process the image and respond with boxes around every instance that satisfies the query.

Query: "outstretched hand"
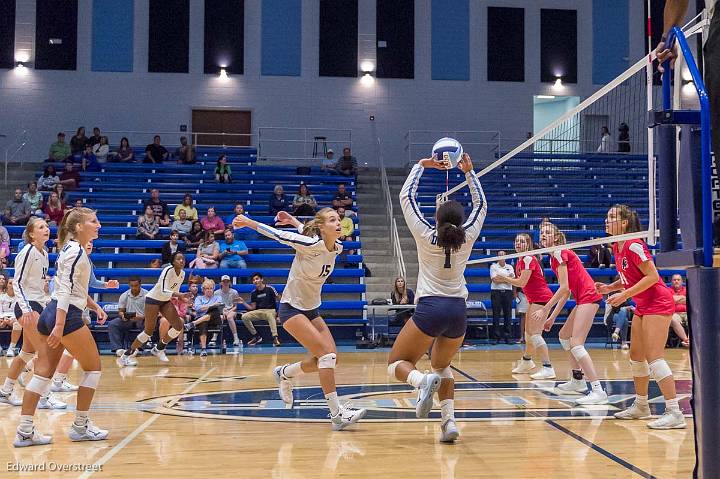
[232,214,251,229]
[419,154,451,170]
[457,153,473,173]
[275,211,299,227]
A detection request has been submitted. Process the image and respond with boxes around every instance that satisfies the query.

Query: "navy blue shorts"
[145,297,170,307]
[412,296,467,339]
[14,301,45,318]
[37,300,86,337]
[278,303,320,323]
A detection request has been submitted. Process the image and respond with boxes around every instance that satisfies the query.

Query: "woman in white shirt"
[0,274,18,355]
[92,136,109,162]
[597,126,611,153]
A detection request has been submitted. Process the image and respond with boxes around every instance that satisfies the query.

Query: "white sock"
[2,378,15,394]
[635,394,649,406]
[590,380,603,392]
[19,415,33,434]
[53,373,67,383]
[281,362,303,379]
[665,398,680,413]
[440,399,455,423]
[325,392,340,416]
[407,370,425,389]
[8,342,16,350]
[74,410,89,427]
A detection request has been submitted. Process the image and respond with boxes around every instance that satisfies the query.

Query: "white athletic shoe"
[150,347,169,363]
[69,420,109,442]
[331,406,367,431]
[415,373,442,418]
[647,410,687,430]
[611,332,620,343]
[0,390,22,406]
[6,347,15,357]
[273,366,294,406]
[13,427,52,447]
[51,379,79,393]
[555,378,587,394]
[439,419,460,443]
[116,352,138,368]
[530,366,557,380]
[575,389,608,406]
[38,394,67,410]
[511,359,536,374]
[614,401,652,420]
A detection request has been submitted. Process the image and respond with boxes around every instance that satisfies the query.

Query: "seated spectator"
[337,206,355,260]
[390,277,415,325]
[88,127,102,146]
[185,279,225,356]
[144,189,170,226]
[321,149,337,173]
[332,183,353,210]
[58,161,81,190]
[107,278,148,354]
[149,258,162,268]
[3,189,31,225]
[171,209,193,238]
[215,154,232,183]
[605,300,632,350]
[42,191,65,227]
[48,132,71,161]
[0,275,18,353]
[53,183,68,204]
[219,228,248,269]
[115,137,135,163]
[162,230,186,265]
[92,136,110,162]
[200,206,225,236]
[70,126,88,155]
[588,243,612,268]
[335,147,358,176]
[216,275,242,346]
[173,193,198,221]
[238,272,280,346]
[668,274,689,347]
[185,221,205,251]
[269,185,289,215]
[37,165,60,191]
[23,181,43,216]
[144,135,168,163]
[80,144,100,172]
[190,231,220,269]
[137,205,160,240]
[175,136,195,164]
[225,203,246,226]
[0,225,9,267]
[292,183,317,216]
[72,198,83,209]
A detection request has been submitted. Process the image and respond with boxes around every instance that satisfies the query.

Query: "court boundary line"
[77,367,217,479]
[450,365,477,382]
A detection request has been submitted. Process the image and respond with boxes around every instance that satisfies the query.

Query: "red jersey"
[516,255,553,303]
[667,286,687,313]
[550,249,602,305]
[613,239,675,316]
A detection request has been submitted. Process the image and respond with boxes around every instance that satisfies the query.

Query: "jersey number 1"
[319,265,332,278]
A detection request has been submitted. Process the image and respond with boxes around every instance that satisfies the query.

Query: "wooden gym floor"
[0,347,694,478]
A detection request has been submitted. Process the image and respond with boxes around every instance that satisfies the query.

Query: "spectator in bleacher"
[269,185,289,216]
[292,184,317,216]
[605,300,631,350]
[23,181,43,216]
[72,198,83,209]
[58,161,81,190]
[53,183,68,204]
[92,136,110,162]
[191,231,220,269]
[217,275,243,346]
[137,204,160,240]
[88,127,102,146]
[668,274,689,347]
[144,135,168,163]
[173,194,198,222]
[588,243,612,268]
[335,147,358,176]
[214,154,232,183]
[70,126,88,155]
[332,183,353,210]
[107,278,148,354]
[144,189,171,226]
[175,136,195,164]
[149,258,162,268]
[162,230,186,265]
[186,278,225,357]
[321,149,337,173]
[185,221,204,251]
[337,206,355,260]
[42,191,65,227]
[219,228,248,269]
[238,272,280,346]
[38,165,60,191]
[490,252,515,344]
[116,137,135,163]
[48,132,71,162]
[597,126,611,153]
[390,277,415,325]
[171,209,193,238]
[200,206,225,237]
[0,225,9,266]
[225,203,246,227]
[617,122,631,153]
[3,189,31,226]
[80,143,100,172]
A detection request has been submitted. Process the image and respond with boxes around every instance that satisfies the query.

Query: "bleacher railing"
[377,137,406,279]
[257,127,352,164]
[61,130,255,150]
[4,129,29,185]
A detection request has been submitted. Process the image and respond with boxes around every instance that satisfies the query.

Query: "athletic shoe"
[614,401,652,420]
[273,336,281,347]
[13,427,52,447]
[555,378,587,394]
[208,341,216,349]
[0,390,22,406]
[247,336,259,346]
[647,410,687,429]
[273,366,294,406]
[38,394,67,410]
[331,406,367,431]
[439,419,460,443]
[69,420,109,442]
[621,343,630,350]
[150,346,169,363]
[6,347,15,357]
[530,366,557,380]
[575,389,608,406]
[232,338,241,347]
[511,359,536,374]
[611,331,620,342]
[415,373,442,418]
[50,379,79,393]
[116,353,138,368]
[200,350,207,358]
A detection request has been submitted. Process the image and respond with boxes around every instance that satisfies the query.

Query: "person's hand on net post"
[419,154,451,170]
[656,38,678,73]
[457,153,474,173]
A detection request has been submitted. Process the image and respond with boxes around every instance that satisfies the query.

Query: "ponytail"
[436,200,466,253]
[540,222,566,246]
[302,207,335,237]
[58,207,95,249]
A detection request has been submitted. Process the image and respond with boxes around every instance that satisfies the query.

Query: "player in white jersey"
[232,208,367,430]
[388,153,486,443]
[14,208,109,447]
[117,251,188,366]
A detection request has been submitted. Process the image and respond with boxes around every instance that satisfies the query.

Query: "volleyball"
[431,137,463,168]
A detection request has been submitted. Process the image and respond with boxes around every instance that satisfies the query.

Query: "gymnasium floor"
[0,346,694,478]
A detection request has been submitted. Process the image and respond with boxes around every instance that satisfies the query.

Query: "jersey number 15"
[319,265,332,278]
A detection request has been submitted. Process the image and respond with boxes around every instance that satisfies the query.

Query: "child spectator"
[80,144,100,172]
[37,165,60,191]
[215,154,232,183]
[185,221,204,251]
[137,205,160,240]
[162,231,186,265]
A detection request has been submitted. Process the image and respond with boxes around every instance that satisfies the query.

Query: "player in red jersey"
[597,205,686,429]
[494,233,555,379]
[533,223,608,405]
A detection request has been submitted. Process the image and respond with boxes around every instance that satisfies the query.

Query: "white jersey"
[14,243,50,314]
[401,164,486,300]
[256,223,341,310]
[0,292,16,318]
[146,265,185,302]
[52,240,91,312]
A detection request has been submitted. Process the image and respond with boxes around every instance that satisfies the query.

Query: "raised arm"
[400,159,443,238]
[233,214,321,252]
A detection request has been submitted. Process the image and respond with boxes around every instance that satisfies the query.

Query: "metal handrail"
[62,129,255,149]
[258,127,352,164]
[377,137,406,279]
[4,129,29,185]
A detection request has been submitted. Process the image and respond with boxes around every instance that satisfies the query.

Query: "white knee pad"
[570,345,589,361]
[136,331,151,344]
[318,353,337,369]
[649,359,673,382]
[432,366,454,380]
[80,371,102,390]
[26,375,51,395]
[167,328,181,339]
[630,359,650,377]
[12,321,22,331]
[18,350,35,363]
[559,338,572,351]
[524,332,532,343]
[387,360,403,377]
[62,349,73,359]
[529,334,546,349]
